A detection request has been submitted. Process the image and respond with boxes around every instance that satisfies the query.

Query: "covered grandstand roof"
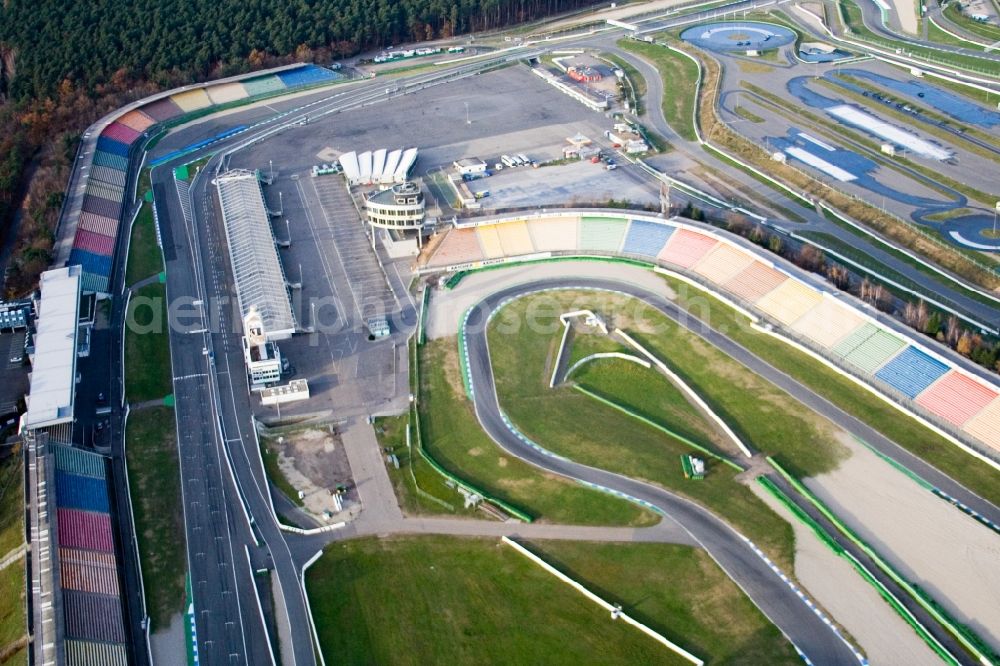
[214,170,296,340]
[339,147,418,185]
[25,266,81,429]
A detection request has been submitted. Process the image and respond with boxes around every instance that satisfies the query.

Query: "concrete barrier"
[615,330,753,458]
[501,536,704,665]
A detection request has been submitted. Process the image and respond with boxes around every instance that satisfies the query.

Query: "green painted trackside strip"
[768,457,996,664]
[410,336,533,523]
[574,385,745,472]
[442,255,656,289]
[757,476,958,666]
[852,436,935,491]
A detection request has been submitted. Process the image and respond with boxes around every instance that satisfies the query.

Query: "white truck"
[501,154,517,168]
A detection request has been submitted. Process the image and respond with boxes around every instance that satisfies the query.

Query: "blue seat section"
[92,151,129,172]
[621,220,675,258]
[95,136,130,158]
[56,471,110,513]
[276,65,342,88]
[53,445,106,479]
[69,248,113,277]
[874,345,949,398]
[80,272,110,294]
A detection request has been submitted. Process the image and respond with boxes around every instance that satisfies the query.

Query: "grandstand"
[916,371,998,427]
[579,216,628,253]
[791,296,865,349]
[692,243,756,285]
[621,218,674,258]
[527,216,579,252]
[832,324,905,374]
[755,279,824,326]
[214,170,296,340]
[424,210,1000,460]
[49,444,130,660]
[875,346,949,399]
[58,64,346,294]
[658,228,718,268]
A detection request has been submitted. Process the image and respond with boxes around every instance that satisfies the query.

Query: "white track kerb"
[468,285,868,664]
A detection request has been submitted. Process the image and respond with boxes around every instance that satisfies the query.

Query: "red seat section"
[57,508,115,552]
[101,122,142,146]
[915,370,998,426]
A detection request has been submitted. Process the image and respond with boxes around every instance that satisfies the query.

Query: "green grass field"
[487,291,822,568]
[373,413,477,516]
[418,339,655,526]
[0,454,24,661]
[125,281,172,403]
[0,456,24,558]
[306,535,800,665]
[257,433,305,508]
[660,274,1000,506]
[618,39,699,141]
[126,406,185,631]
[125,202,163,287]
[0,559,26,660]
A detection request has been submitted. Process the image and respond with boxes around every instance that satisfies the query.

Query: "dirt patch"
[149,613,186,666]
[808,434,1000,649]
[264,425,359,522]
[750,480,938,665]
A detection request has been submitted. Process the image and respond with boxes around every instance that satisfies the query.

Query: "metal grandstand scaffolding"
[214,170,296,340]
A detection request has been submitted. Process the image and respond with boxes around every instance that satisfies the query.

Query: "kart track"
[460,276,923,665]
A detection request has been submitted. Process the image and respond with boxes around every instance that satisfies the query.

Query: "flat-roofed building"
[23,266,82,444]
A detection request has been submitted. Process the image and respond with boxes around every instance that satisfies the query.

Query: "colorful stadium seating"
[65,640,129,666]
[170,88,213,112]
[62,590,127,643]
[621,219,674,258]
[790,296,865,349]
[833,324,906,375]
[527,216,578,252]
[429,228,483,266]
[692,242,756,286]
[579,215,628,252]
[755,279,824,326]
[723,261,787,303]
[241,74,287,97]
[476,224,505,259]
[116,109,156,133]
[206,82,250,105]
[101,122,142,145]
[658,228,717,268]
[57,508,115,552]
[916,371,998,426]
[141,97,184,122]
[875,346,949,399]
[962,397,1000,452]
[55,471,111,513]
[276,64,342,88]
[496,221,535,256]
[54,445,107,478]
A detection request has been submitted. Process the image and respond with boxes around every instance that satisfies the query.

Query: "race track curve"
[462,276,864,665]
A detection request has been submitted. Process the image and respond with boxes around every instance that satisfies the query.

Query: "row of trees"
[0,0,598,100]
[0,0,599,296]
[714,212,1000,374]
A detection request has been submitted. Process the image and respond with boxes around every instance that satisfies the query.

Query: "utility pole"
[465,101,471,125]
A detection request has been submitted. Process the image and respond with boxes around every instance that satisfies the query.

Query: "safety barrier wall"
[502,537,704,665]
[429,210,1000,461]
